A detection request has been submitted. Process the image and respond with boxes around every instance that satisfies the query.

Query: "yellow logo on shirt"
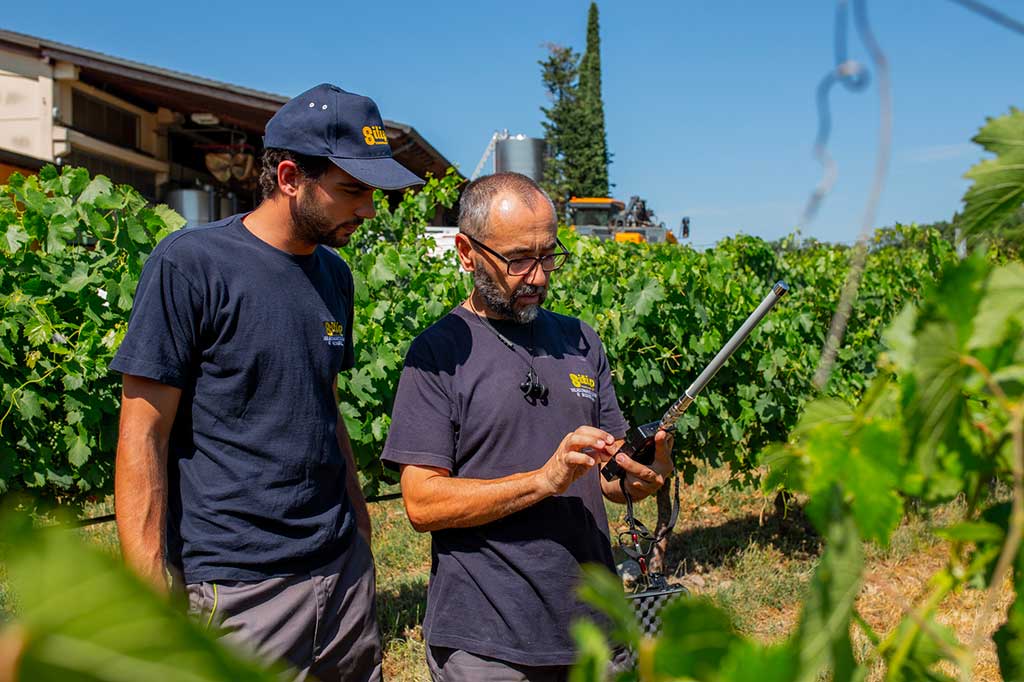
[569,373,596,390]
[323,320,346,347]
[362,125,388,146]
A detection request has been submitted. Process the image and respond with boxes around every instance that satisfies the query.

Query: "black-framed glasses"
[466,235,571,276]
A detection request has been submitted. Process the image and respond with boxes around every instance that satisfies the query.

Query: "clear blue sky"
[7,1,1022,245]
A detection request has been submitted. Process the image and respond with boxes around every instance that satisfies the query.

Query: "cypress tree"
[577,1,610,197]
[539,44,584,218]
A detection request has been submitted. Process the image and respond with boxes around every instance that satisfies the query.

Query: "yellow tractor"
[567,196,678,244]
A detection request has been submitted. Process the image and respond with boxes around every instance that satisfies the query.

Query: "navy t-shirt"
[381,306,630,666]
[110,215,356,583]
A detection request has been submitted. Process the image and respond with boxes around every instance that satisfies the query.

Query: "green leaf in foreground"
[652,597,740,680]
[794,495,864,682]
[577,564,641,650]
[993,552,1024,682]
[960,107,1024,240]
[0,511,284,682]
[569,620,612,682]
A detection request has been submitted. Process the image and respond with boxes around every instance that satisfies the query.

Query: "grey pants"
[426,646,568,682]
[186,535,382,682]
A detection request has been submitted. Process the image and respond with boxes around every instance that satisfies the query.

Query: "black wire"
[69,492,406,528]
[947,0,1024,35]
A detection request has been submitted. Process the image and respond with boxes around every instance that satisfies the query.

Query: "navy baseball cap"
[264,83,424,190]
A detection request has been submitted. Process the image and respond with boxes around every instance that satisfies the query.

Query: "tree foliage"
[540,43,584,216]
[577,1,611,197]
[540,3,613,212]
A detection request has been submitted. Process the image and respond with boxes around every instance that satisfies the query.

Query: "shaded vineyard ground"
[0,471,1011,682]
[375,464,1014,681]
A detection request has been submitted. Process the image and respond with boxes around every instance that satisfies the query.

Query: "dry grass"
[610,465,1016,681]
[2,470,1016,681]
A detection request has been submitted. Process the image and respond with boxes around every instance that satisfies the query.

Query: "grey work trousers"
[186,534,381,682]
[426,646,569,682]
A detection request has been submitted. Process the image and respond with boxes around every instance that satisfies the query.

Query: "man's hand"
[538,426,618,496]
[605,429,674,501]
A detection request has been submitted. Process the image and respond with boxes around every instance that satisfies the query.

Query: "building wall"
[0,160,35,184]
[0,48,168,194]
[0,50,54,162]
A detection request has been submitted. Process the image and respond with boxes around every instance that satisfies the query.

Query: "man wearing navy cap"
[111,84,422,681]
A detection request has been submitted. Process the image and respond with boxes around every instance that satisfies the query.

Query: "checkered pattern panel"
[617,585,689,670]
[630,590,678,636]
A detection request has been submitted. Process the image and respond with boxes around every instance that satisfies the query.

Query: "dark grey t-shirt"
[381,306,629,666]
[110,215,357,583]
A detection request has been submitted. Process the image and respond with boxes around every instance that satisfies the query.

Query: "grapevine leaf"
[652,597,740,680]
[969,263,1024,349]
[994,586,1024,682]
[16,390,43,421]
[1,512,285,681]
[153,203,187,232]
[718,642,800,682]
[801,417,903,544]
[626,279,666,318]
[67,435,91,468]
[882,303,917,372]
[992,364,1024,398]
[126,216,149,244]
[758,443,804,492]
[5,224,29,253]
[60,167,90,197]
[61,262,93,294]
[884,615,960,681]
[77,176,113,205]
[25,318,53,347]
[794,494,863,682]
[933,521,1004,543]
[577,564,641,650]
[960,107,1024,240]
[792,398,852,438]
[62,373,85,391]
[906,320,964,456]
[367,253,396,287]
[568,620,611,682]
[45,215,77,254]
[79,204,112,238]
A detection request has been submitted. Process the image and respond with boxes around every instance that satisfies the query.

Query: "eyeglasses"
[465,235,571,276]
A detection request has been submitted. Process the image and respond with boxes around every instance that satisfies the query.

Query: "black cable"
[69,492,406,528]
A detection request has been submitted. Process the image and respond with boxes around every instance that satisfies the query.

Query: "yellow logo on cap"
[362,125,388,146]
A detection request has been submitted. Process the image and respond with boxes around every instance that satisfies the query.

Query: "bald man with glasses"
[381,172,674,681]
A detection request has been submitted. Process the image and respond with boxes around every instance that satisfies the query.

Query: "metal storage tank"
[494,135,545,182]
[166,188,214,226]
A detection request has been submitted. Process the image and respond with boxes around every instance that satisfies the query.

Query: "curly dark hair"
[258,148,332,199]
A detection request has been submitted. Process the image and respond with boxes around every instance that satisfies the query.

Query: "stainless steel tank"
[165,188,213,226]
[218,192,237,220]
[494,135,545,182]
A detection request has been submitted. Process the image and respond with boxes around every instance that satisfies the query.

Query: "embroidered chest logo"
[569,372,597,402]
[323,321,346,347]
[362,125,388,146]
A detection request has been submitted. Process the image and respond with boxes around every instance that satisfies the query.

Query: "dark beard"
[292,188,358,248]
[473,265,547,324]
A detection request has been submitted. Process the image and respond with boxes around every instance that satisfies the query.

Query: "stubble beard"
[473,265,547,324]
[292,187,360,248]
